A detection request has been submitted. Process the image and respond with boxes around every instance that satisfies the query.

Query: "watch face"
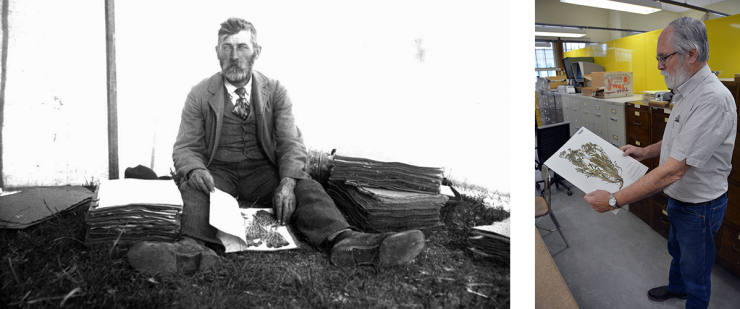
[609,196,616,206]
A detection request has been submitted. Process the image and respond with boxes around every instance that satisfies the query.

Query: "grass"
[1,188,509,308]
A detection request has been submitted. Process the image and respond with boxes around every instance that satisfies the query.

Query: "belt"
[671,192,727,206]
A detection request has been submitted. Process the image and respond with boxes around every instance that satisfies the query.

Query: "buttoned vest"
[213,87,265,162]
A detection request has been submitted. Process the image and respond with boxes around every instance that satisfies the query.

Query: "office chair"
[536,122,572,196]
[536,165,569,248]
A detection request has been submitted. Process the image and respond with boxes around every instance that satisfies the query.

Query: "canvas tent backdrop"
[1,0,510,193]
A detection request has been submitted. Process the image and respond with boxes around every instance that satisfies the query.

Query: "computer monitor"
[562,57,594,80]
[573,62,605,82]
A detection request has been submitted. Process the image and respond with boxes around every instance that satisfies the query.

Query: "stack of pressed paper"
[85,179,183,248]
[468,218,510,259]
[326,153,448,232]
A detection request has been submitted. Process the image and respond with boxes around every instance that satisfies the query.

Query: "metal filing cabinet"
[593,123,607,140]
[560,93,629,149]
[554,94,564,123]
[606,101,626,148]
[564,112,573,124]
[562,95,571,114]
[591,99,608,128]
[580,99,592,123]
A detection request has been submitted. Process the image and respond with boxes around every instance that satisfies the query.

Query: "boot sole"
[331,230,425,267]
[379,230,425,266]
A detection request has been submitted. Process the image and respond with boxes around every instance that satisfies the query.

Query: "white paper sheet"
[544,127,649,214]
[209,189,298,252]
[96,179,183,208]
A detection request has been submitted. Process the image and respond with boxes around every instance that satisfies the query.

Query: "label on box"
[594,72,633,98]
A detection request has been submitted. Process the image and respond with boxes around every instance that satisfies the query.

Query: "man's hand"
[584,190,614,213]
[188,169,215,194]
[620,144,649,161]
[273,177,297,225]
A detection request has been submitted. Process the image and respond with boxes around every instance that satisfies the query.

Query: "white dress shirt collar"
[224,77,253,103]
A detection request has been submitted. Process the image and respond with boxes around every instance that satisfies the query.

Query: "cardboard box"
[582,87,595,97]
[548,76,566,89]
[583,74,592,88]
[590,71,633,98]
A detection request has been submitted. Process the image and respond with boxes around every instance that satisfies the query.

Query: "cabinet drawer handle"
[662,209,667,215]
[734,245,740,253]
[583,111,589,114]
[610,117,618,122]
[633,121,642,126]
[595,113,602,117]
[660,218,669,224]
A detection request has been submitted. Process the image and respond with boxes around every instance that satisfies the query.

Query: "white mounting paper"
[209,189,298,252]
[544,127,649,214]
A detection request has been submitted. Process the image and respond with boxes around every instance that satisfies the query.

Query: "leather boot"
[330,230,425,267]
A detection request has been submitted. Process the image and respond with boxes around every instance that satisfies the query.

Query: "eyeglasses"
[656,51,678,65]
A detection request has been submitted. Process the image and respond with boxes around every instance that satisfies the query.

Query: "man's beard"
[220,56,255,83]
[661,57,691,90]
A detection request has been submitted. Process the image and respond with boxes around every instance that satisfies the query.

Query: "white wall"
[2,0,109,187]
[114,0,512,192]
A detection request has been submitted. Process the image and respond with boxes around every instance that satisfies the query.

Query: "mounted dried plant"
[559,142,624,189]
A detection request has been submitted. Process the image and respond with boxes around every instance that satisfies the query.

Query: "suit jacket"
[173,71,309,181]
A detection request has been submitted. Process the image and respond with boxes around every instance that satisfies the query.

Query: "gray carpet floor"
[535,172,740,308]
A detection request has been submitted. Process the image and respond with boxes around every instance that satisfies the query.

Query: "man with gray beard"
[126,17,426,276]
[584,17,736,308]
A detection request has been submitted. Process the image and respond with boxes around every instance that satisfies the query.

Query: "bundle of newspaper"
[468,218,510,259]
[326,154,447,232]
[85,179,183,248]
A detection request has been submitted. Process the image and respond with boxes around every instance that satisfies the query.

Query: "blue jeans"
[666,192,727,309]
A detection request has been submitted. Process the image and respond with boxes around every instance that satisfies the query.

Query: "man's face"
[657,26,690,89]
[216,30,261,84]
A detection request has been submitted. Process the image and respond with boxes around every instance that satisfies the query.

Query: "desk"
[535,228,579,309]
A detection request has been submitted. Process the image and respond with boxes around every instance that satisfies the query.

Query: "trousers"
[666,192,727,309]
[179,158,351,250]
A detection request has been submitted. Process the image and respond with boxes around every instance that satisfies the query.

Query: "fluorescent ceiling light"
[535,26,587,38]
[560,0,662,15]
[535,42,552,49]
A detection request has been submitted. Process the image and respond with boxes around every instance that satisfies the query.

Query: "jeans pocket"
[681,205,706,218]
[710,202,727,234]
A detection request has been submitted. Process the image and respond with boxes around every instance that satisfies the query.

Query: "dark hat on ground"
[125,165,159,180]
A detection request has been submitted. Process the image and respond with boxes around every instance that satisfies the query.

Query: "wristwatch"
[609,193,619,209]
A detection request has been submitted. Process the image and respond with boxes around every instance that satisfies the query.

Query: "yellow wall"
[563,14,740,92]
[705,14,740,79]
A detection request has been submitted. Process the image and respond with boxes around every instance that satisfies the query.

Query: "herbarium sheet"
[544,127,648,211]
[209,189,299,253]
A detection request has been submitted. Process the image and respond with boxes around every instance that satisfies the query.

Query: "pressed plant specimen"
[559,142,624,189]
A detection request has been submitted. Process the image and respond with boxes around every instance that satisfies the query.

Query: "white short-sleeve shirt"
[660,64,737,203]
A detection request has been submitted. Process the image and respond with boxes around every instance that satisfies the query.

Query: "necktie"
[233,87,250,119]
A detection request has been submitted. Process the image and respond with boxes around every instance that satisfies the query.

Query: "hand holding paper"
[584,190,616,213]
[544,127,649,215]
